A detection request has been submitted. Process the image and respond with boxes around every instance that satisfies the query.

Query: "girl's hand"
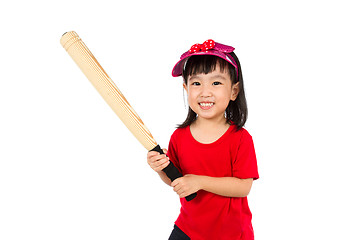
[147,149,170,173]
[171,174,203,198]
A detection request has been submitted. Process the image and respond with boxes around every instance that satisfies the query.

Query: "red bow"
[189,39,215,53]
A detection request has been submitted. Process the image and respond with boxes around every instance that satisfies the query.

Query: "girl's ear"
[231,82,240,101]
[183,82,188,94]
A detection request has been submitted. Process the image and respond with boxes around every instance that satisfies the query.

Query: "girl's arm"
[171,175,253,198]
[200,176,253,197]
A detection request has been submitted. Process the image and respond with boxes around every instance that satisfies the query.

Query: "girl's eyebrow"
[188,74,227,82]
[188,76,200,81]
[210,74,227,80]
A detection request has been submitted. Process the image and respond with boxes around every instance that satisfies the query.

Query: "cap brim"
[172,58,187,77]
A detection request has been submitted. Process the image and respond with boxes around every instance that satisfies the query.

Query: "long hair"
[178,53,247,131]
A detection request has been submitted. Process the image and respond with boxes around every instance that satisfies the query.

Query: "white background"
[1,0,359,239]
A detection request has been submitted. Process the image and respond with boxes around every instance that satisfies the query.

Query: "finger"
[147,153,160,164]
[147,151,160,158]
[154,161,170,172]
[148,154,165,164]
[154,166,165,172]
[176,188,186,197]
[157,156,169,164]
[155,159,170,170]
[161,159,170,169]
[179,192,188,198]
[153,156,169,167]
[171,178,180,187]
[179,187,193,198]
[173,184,181,192]
[162,148,168,155]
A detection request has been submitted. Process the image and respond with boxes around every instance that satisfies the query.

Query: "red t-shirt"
[167,124,259,240]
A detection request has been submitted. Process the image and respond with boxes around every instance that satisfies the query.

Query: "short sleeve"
[167,131,181,173]
[232,130,259,180]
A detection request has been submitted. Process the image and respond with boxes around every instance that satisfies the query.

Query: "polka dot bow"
[189,39,215,53]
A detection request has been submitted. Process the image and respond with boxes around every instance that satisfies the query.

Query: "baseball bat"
[60,31,196,201]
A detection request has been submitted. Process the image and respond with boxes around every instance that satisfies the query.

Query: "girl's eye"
[213,81,222,86]
[192,82,201,86]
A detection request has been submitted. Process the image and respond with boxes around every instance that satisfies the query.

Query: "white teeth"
[200,103,214,107]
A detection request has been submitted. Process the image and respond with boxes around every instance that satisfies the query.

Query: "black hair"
[177,53,247,131]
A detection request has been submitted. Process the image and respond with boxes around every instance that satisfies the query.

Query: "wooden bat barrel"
[60,31,157,151]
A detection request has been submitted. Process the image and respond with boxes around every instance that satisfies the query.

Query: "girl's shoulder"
[229,126,254,143]
[170,125,189,140]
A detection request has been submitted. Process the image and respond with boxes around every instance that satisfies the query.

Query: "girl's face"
[183,64,239,124]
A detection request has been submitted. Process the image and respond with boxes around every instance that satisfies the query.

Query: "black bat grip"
[151,145,197,201]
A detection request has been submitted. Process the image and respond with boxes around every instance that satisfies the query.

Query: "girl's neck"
[192,116,229,129]
[190,117,230,144]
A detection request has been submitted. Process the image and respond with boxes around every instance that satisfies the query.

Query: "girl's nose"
[200,84,213,97]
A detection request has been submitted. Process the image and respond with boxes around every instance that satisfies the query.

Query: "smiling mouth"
[199,102,214,107]
[199,102,214,109]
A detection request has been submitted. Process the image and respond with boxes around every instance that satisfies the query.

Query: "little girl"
[147,40,259,240]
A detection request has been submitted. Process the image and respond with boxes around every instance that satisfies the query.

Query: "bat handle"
[151,145,197,201]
